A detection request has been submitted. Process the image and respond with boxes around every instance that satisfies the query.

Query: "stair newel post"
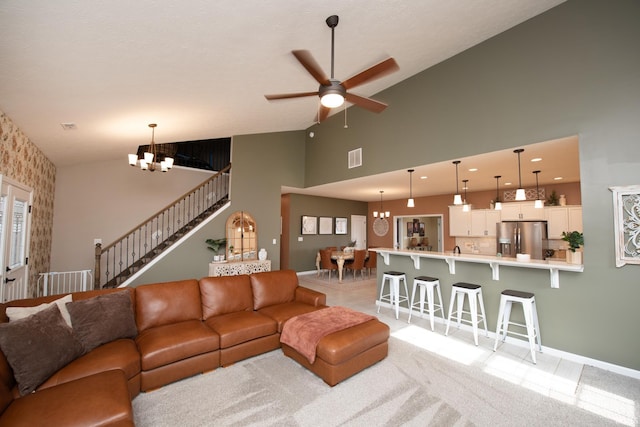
[94,242,102,290]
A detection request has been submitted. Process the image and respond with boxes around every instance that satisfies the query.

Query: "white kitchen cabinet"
[500,202,546,221]
[449,205,471,236]
[545,206,583,238]
[470,209,501,237]
[568,206,583,232]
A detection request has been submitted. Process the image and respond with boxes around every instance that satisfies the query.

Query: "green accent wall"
[303,0,640,371]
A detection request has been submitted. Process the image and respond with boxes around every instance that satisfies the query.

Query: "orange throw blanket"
[280,306,376,364]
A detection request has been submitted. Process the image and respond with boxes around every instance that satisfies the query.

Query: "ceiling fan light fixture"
[320,93,345,108]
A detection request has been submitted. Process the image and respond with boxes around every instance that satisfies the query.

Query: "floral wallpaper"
[0,110,56,297]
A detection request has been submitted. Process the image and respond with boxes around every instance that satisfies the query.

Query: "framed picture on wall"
[319,217,333,235]
[407,222,413,237]
[301,215,317,235]
[335,217,348,235]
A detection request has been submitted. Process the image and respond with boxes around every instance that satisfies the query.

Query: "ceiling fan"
[264,15,399,122]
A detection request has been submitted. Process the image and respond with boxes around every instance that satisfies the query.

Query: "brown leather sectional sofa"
[0,270,328,426]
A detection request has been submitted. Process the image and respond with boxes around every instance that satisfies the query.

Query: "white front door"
[351,215,367,249]
[0,177,32,302]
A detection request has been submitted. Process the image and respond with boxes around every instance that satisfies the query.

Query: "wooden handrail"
[99,164,230,254]
[94,163,231,289]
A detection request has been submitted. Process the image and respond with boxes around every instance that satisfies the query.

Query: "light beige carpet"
[132,336,628,426]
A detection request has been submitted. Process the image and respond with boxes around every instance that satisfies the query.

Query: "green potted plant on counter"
[206,238,227,262]
[561,231,584,264]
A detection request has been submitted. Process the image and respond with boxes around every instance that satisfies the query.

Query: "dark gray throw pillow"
[66,290,138,353]
[0,304,84,396]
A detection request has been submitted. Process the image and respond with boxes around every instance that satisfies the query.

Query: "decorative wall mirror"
[225,211,257,261]
[610,185,640,267]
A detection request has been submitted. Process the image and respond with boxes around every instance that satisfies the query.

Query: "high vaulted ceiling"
[1,1,574,201]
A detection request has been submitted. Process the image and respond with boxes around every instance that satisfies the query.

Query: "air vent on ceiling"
[348,148,362,169]
[60,123,77,130]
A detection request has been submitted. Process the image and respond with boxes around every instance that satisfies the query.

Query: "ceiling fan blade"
[345,93,388,113]
[341,57,399,90]
[292,50,330,85]
[265,91,319,100]
[318,105,331,122]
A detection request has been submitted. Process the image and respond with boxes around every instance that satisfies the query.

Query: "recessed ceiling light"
[468,168,478,172]
[554,176,563,180]
[420,175,427,180]
[531,157,542,162]
[504,182,513,186]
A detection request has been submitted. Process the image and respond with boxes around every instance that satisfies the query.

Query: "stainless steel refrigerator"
[496,221,548,259]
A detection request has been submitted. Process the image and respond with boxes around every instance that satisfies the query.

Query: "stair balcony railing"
[94,164,231,289]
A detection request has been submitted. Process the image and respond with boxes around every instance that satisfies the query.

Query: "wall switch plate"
[298,236,303,242]
[272,238,277,244]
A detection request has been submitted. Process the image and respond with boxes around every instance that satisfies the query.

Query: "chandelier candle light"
[407,169,415,208]
[452,160,462,205]
[128,124,174,172]
[514,148,526,201]
[373,190,390,219]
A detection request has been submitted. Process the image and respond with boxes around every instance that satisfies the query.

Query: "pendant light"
[533,170,544,208]
[462,179,470,212]
[514,148,526,201]
[407,169,415,208]
[452,160,462,205]
[494,175,502,210]
[373,190,390,219]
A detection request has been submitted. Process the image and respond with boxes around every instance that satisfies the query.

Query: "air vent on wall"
[348,148,362,169]
[60,123,77,130]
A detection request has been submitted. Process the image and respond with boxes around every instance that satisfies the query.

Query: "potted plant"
[205,238,227,261]
[561,231,584,264]
[547,190,560,206]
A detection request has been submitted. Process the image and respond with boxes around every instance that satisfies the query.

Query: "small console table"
[208,259,271,277]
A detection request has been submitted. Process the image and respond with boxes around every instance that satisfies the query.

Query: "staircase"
[94,165,231,289]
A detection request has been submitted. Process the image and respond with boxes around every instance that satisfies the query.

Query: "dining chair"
[319,248,338,280]
[364,251,377,278]
[346,249,367,279]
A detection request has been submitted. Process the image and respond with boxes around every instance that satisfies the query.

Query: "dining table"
[315,250,367,283]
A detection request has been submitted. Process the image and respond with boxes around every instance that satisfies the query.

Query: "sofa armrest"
[295,287,326,307]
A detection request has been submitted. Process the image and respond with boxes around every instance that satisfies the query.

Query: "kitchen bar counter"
[374,248,583,288]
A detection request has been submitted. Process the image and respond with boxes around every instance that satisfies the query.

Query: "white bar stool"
[445,282,488,346]
[408,276,444,331]
[493,289,542,364]
[377,271,409,320]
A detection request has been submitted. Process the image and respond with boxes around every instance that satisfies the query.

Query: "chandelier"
[128,124,174,172]
[373,190,390,219]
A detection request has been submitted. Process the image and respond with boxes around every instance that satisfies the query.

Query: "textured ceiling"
[0,0,572,200]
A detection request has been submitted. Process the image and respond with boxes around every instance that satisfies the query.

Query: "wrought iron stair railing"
[94,164,231,289]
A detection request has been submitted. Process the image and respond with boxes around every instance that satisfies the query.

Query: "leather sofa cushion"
[135,320,219,371]
[38,339,140,392]
[205,311,277,348]
[199,275,253,319]
[135,279,202,332]
[250,270,298,310]
[0,370,134,427]
[258,302,327,333]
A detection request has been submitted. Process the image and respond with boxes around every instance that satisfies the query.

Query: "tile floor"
[298,273,640,426]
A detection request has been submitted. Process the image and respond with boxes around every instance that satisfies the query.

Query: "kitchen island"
[374,248,583,288]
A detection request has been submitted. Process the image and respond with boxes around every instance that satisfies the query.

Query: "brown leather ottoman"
[281,318,390,386]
